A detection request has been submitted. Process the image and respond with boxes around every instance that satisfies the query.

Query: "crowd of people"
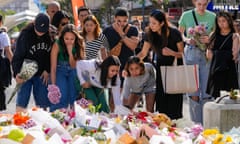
[0,0,240,125]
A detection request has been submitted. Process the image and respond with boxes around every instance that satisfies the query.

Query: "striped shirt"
[85,33,108,60]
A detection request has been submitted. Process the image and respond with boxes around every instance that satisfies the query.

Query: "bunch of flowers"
[47,84,61,104]
[194,128,234,144]
[51,108,76,126]
[8,59,38,104]
[187,24,207,51]
[13,112,30,126]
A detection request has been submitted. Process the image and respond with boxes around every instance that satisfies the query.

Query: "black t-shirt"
[103,25,138,70]
[144,27,183,66]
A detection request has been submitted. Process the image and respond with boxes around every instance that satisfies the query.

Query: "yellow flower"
[225,135,233,142]
[203,128,219,137]
[213,134,223,144]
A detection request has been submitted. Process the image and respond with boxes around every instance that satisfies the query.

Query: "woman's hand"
[41,70,49,85]
[82,82,91,88]
[199,35,209,44]
[15,74,25,84]
[66,45,74,56]
[162,47,175,56]
[206,49,213,60]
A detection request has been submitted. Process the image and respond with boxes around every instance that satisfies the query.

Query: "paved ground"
[3,79,191,121]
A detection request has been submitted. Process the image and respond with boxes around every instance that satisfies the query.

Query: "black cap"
[35,13,50,33]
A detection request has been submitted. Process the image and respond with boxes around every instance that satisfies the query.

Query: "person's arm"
[137,41,151,60]
[111,76,122,106]
[50,42,59,85]
[1,33,13,62]
[12,33,27,77]
[113,23,139,51]
[121,77,131,104]
[232,33,240,62]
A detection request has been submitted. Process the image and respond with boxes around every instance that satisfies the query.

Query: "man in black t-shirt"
[103,7,139,88]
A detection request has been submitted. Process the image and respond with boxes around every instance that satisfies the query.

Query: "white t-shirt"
[76,59,122,105]
[0,31,10,53]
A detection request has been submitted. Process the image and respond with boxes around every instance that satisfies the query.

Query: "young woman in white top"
[76,55,121,113]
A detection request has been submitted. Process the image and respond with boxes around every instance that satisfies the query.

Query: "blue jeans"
[50,62,77,111]
[184,45,211,124]
[16,76,51,108]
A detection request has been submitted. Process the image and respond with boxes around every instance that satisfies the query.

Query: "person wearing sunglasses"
[51,10,70,39]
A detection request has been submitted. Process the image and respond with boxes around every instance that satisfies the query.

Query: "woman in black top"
[137,10,184,119]
[206,11,239,98]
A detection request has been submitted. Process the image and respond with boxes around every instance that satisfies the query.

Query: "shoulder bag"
[160,54,199,94]
[110,24,131,56]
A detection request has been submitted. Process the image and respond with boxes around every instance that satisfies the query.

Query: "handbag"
[160,54,199,94]
[109,24,131,56]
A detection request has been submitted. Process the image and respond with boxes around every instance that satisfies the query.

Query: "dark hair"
[124,56,145,77]
[82,15,101,39]
[0,14,3,23]
[208,11,235,49]
[59,24,85,60]
[78,6,91,15]
[52,10,70,28]
[114,7,129,17]
[99,55,121,87]
[147,9,169,55]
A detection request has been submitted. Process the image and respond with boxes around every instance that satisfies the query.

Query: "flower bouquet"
[7,59,38,104]
[47,84,61,104]
[187,24,207,51]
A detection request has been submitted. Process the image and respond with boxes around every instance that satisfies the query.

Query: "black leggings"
[0,82,6,110]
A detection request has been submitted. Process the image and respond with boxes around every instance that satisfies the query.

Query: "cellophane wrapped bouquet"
[187,24,207,51]
[8,59,38,104]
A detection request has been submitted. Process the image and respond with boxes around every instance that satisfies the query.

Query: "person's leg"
[84,87,98,106]
[68,69,77,106]
[32,76,51,109]
[16,78,32,112]
[95,87,109,113]
[0,82,6,111]
[145,93,155,112]
[50,66,68,111]
[128,93,140,110]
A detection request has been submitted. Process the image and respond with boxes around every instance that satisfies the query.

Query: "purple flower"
[191,124,204,137]
[48,84,61,104]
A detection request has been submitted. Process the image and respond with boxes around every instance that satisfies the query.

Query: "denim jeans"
[184,45,211,124]
[16,76,51,108]
[50,62,77,112]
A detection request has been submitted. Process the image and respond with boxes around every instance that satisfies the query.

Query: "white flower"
[7,59,38,104]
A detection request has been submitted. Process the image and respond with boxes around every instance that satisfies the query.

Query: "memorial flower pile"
[187,24,207,51]
[2,101,240,144]
[8,59,38,104]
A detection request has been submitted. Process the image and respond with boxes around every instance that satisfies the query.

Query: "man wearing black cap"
[12,13,52,112]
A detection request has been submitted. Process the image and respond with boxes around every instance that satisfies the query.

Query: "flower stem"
[7,84,21,104]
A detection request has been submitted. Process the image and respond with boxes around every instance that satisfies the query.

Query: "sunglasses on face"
[61,22,68,26]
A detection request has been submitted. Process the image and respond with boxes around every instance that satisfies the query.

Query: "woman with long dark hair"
[50,24,85,111]
[206,11,239,98]
[138,10,184,119]
[76,55,121,113]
